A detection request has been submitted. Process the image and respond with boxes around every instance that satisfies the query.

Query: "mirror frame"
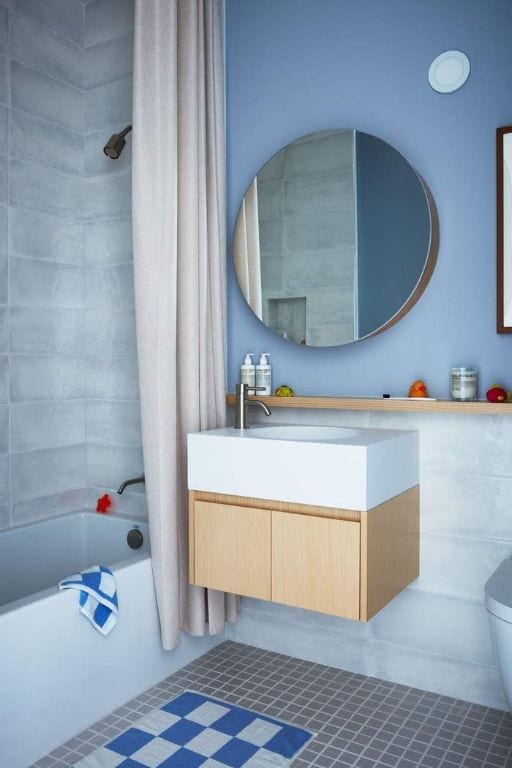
[233,131,440,346]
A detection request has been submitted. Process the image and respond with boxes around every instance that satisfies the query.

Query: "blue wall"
[226,0,512,398]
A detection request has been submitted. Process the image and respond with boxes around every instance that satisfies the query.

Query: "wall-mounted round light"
[428,50,470,93]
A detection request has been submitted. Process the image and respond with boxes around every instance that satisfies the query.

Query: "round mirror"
[233,129,438,347]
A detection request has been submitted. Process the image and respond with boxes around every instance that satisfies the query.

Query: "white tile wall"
[229,407,512,709]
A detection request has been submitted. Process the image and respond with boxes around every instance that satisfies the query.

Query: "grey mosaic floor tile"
[30,640,512,767]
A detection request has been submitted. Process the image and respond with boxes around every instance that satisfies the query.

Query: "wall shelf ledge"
[226,394,512,415]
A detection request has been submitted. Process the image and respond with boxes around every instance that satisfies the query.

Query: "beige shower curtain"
[234,179,263,319]
[132,0,238,650]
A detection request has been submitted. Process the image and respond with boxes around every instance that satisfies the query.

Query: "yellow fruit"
[275,384,294,397]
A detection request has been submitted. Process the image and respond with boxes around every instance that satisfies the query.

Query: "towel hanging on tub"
[59,565,118,636]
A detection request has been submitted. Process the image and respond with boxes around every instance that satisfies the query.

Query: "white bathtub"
[0,512,222,768]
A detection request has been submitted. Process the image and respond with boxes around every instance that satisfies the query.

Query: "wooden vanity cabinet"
[189,487,419,621]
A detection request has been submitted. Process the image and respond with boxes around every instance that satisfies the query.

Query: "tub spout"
[117,475,145,494]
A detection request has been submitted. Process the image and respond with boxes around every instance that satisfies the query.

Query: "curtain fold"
[234,179,263,319]
[132,0,238,650]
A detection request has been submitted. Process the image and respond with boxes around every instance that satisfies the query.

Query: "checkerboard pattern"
[73,691,313,768]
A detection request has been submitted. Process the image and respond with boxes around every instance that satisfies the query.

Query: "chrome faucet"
[235,382,272,429]
[117,475,145,494]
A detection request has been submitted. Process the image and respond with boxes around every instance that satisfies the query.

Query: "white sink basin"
[248,425,362,442]
[188,423,418,511]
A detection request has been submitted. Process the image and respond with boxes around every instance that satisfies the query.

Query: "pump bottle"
[240,353,256,394]
[255,353,272,396]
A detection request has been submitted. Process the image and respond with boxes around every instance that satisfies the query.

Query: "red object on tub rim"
[96,494,112,513]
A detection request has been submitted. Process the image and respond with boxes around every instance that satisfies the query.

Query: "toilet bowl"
[485,556,512,710]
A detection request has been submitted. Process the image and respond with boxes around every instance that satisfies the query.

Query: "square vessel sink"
[188,423,418,511]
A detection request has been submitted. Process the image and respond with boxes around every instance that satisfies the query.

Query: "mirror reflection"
[234,130,436,347]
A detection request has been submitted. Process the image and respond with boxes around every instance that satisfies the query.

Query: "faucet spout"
[250,399,271,417]
[117,475,145,494]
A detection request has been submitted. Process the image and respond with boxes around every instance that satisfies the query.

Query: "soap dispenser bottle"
[256,353,272,396]
[240,353,256,395]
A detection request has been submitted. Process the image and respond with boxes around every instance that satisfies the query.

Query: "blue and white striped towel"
[59,565,118,636]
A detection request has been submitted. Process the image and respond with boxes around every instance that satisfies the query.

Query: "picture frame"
[497,125,512,333]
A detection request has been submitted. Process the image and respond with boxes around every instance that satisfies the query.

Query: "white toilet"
[485,556,512,710]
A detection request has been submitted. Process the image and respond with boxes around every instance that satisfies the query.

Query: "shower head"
[103,124,132,159]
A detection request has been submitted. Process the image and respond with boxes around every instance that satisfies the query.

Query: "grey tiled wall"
[1,0,144,531]
[257,130,356,346]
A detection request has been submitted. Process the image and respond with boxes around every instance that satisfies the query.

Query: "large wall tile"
[285,132,354,178]
[84,217,132,265]
[371,641,507,711]
[10,205,84,264]
[285,173,354,215]
[0,5,8,53]
[10,159,83,218]
[85,125,131,176]
[257,181,284,221]
[306,323,353,346]
[10,308,84,353]
[0,103,7,155]
[0,453,9,503]
[86,444,143,489]
[11,401,86,450]
[229,602,371,676]
[87,485,147,518]
[86,263,134,310]
[11,13,83,89]
[13,0,84,46]
[0,307,7,351]
[84,31,133,89]
[86,354,139,399]
[410,532,512,602]
[11,355,86,400]
[306,287,355,326]
[85,75,132,132]
[0,354,7,401]
[0,403,7,452]
[12,488,88,526]
[0,251,6,304]
[0,154,7,203]
[86,309,136,353]
[11,445,87,501]
[241,596,370,638]
[371,589,494,666]
[0,55,7,104]
[0,504,8,530]
[86,400,141,446]
[0,204,6,252]
[259,219,282,254]
[368,411,512,478]
[250,407,370,429]
[10,256,84,309]
[10,110,84,176]
[11,62,84,133]
[285,210,351,252]
[421,469,512,541]
[84,0,134,48]
[83,171,131,220]
[285,247,354,292]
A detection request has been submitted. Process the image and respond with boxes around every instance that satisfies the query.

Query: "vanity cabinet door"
[193,501,271,600]
[272,511,360,619]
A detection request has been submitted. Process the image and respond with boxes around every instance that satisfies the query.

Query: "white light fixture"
[428,50,470,93]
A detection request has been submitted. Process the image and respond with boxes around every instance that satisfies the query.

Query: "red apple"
[486,386,507,403]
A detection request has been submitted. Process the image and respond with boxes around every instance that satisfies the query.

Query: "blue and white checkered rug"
[74,691,313,767]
